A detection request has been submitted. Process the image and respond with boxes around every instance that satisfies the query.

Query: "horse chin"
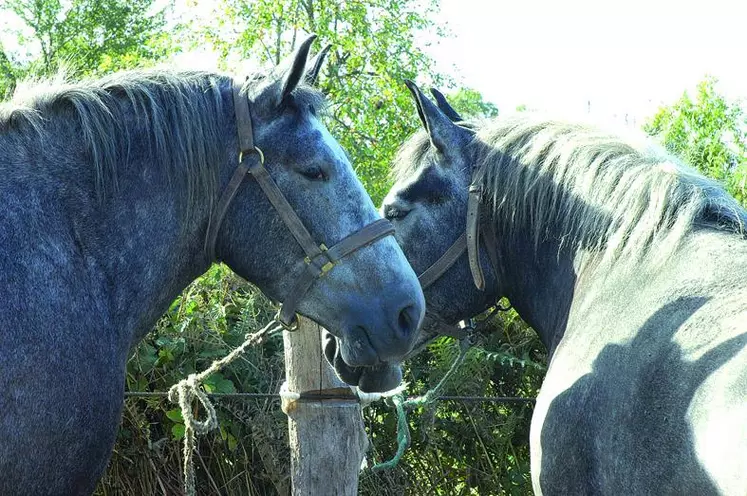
[322,332,403,393]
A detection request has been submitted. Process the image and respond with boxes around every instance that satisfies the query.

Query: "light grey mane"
[394,114,747,267]
[0,68,325,212]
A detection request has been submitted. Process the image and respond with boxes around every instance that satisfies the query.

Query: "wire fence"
[123,390,535,404]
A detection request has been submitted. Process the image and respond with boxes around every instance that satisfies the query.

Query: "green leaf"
[215,377,236,394]
[226,432,238,451]
[171,423,185,440]
[165,408,183,423]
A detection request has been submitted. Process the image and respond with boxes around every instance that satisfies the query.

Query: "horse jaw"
[322,331,403,393]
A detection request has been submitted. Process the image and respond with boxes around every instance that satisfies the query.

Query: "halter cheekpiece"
[204,82,396,330]
[416,159,503,339]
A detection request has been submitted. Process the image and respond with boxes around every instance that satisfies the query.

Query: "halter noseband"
[204,83,395,330]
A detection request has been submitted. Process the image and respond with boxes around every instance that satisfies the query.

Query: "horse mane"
[394,113,747,266]
[0,68,325,212]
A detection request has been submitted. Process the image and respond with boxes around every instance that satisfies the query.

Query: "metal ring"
[275,308,299,332]
[239,146,265,165]
[254,146,265,164]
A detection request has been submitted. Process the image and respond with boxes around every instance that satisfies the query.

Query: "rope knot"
[168,373,219,435]
[167,320,281,496]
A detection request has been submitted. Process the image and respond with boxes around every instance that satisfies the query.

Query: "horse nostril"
[397,304,417,337]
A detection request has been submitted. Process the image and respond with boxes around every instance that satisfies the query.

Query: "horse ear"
[275,34,317,107]
[305,44,331,86]
[404,80,458,153]
[430,88,463,122]
[404,80,428,131]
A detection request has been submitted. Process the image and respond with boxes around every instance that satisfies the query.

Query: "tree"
[446,87,498,119]
[0,41,19,97]
[644,78,747,205]
[185,0,444,204]
[0,0,170,94]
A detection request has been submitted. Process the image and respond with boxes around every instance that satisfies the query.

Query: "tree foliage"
[644,78,747,205]
[0,0,169,95]
[185,0,444,203]
[446,87,499,119]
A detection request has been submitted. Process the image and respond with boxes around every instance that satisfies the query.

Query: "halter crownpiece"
[417,165,496,293]
[415,163,503,339]
[205,82,396,329]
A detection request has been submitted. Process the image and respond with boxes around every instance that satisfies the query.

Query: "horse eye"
[300,166,326,181]
[384,205,410,220]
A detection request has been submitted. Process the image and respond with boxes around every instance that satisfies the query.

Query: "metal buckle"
[239,146,265,165]
[304,244,335,274]
[458,318,478,346]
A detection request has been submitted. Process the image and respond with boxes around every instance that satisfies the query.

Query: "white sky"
[3,0,744,127]
[424,0,746,126]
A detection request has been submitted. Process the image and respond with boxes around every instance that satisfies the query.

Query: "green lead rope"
[371,337,472,472]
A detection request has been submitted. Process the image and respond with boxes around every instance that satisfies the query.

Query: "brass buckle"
[457,318,478,345]
[304,244,335,274]
[239,146,265,165]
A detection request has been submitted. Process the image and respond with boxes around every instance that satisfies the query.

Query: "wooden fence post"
[282,316,368,495]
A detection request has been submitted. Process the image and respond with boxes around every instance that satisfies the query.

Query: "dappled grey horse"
[0,37,425,495]
[378,82,746,494]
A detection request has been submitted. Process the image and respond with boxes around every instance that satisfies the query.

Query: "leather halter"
[204,83,396,330]
[417,166,498,293]
[416,164,501,339]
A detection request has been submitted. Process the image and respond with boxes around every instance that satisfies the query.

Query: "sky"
[3,0,744,128]
[424,0,746,126]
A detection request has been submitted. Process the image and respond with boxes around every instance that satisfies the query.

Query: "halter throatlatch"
[205,83,395,330]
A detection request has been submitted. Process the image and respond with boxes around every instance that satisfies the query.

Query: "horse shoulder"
[531,229,747,495]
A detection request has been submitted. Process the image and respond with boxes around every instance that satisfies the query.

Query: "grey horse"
[379,82,746,495]
[0,37,424,495]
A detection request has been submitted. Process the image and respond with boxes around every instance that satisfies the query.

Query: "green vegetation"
[446,87,499,119]
[0,0,169,96]
[2,1,744,494]
[644,78,747,206]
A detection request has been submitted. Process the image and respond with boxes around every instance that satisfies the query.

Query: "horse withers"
[377,82,746,495]
[0,37,424,495]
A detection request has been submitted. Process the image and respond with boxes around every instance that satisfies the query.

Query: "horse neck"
[494,225,578,357]
[97,169,210,344]
[60,90,233,344]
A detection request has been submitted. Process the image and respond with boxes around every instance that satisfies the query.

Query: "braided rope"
[168,320,282,496]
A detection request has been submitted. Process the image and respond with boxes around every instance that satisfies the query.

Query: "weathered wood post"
[282,316,368,495]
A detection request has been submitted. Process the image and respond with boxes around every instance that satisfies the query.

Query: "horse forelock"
[247,72,327,113]
[392,113,747,268]
[391,128,431,184]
